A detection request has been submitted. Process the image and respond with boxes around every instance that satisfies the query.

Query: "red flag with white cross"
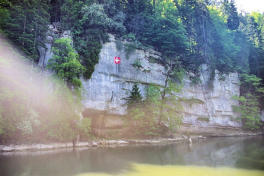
[114,57,121,64]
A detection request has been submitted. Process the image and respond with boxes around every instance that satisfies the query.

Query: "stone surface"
[82,34,165,115]
[38,24,71,68]
[179,65,241,128]
[81,34,241,128]
[38,30,242,131]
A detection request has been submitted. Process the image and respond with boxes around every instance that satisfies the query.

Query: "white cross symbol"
[114,57,121,64]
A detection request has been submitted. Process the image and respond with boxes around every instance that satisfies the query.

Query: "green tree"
[223,0,239,30]
[62,2,119,78]
[233,74,264,130]
[47,38,85,89]
[145,81,183,134]
[1,0,50,61]
[126,84,142,106]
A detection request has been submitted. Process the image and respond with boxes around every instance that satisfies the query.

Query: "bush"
[79,118,92,137]
[232,94,261,130]
[47,38,85,89]
[232,74,264,130]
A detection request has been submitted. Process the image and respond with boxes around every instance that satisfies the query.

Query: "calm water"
[0,136,263,176]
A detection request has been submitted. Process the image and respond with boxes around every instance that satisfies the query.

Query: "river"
[0,136,263,176]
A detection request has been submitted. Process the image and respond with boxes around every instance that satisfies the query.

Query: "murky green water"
[0,136,263,176]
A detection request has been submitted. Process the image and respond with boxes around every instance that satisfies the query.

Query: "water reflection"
[0,136,263,176]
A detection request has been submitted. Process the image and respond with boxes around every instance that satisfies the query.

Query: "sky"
[235,0,264,13]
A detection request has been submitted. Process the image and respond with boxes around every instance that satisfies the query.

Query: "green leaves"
[79,118,91,137]
[125,81,183,137]
[232,73,264,130]
[126,84,143,106]
[48,38,85,89]
[232,94,261,130]
[1,0,50,61]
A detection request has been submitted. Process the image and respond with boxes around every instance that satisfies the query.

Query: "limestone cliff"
[38,23,71,69]
[81,34,241,130]
[39,29,242,135]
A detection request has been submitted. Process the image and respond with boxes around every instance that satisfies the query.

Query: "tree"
[63,2,120,78]
[0,0,10,28]
[1,0,50,61]
[223,0,239,30]
[232,74,264,130]
[125,65,184,136]
[47,38,85,89]
[126,84,142,106]
[145,81,183,134]
[175,0,212,71]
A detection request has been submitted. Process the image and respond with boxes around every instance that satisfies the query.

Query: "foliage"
[47,38,85,89]
[232,74,264,130]
[60,1,126,79]
[126,84,143,106]
[125,81,183,137]
[0,114,4,135]
[0,0,50,61]
[1,0,264,138]
[232,94,261,130]
[140,14,188,58]
[147,82,183,133]
[132,59,143,69]
[79,118,92,137]
[0,63,82,143]
[0,0,263,82]
[197,116,210,122]
[115,39,123,51]
[124,43,137,60]
[223,0,239,30]
[1,0,263,83]
[208,7,240,73]
[179,97,205,106]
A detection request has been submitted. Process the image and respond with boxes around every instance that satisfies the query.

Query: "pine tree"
[225,0,239,30]
[127,84,142,106]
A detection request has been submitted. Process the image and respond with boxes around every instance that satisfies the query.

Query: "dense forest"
[0,0,264,142]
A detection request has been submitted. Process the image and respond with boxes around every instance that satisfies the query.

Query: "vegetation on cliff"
[47,38,85,89]
[0,0,264,140]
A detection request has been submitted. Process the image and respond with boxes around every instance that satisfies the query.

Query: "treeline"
[1,0,264,80]
[0,0,264,133]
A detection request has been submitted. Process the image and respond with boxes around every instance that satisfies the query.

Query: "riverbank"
[0,131,263,153]
[0,136,204,152]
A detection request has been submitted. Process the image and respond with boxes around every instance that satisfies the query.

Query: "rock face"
[38,23,71,68]
[180,65,241,128]
[82,35,165,115]
[38,30,242,134]
[81,34,241,129]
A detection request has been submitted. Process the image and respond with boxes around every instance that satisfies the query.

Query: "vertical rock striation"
[81,34,241,129]
[38,23,71,68]
[82,34,165,115]
[39,31,242,133]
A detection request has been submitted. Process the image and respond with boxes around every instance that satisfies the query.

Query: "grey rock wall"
[82,34,165,115]
[82,34,241,128]
[38,29,242,129]
[180,65,241,127]
[38,24,71,68]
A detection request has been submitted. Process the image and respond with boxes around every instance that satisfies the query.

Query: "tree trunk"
[22,15,27,46]
[158,72,169,124]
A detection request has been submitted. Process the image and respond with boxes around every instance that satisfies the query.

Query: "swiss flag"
[114,57,121,64]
